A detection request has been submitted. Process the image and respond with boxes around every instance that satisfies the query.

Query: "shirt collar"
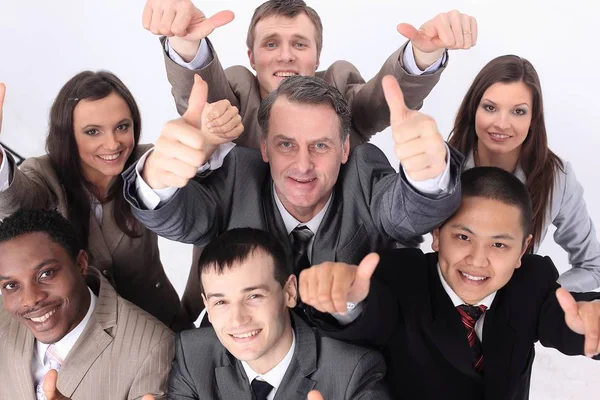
[36,287,98,364]
[273,184,333,235]
[436,263,496,309]
[241,330,296,392]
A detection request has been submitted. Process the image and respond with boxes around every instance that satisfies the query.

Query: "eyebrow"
[481,98,530,108]
[272,134,335,144]
[0,259,59,281]
[261,33,311,43]
[81,118,132,130]
[450,224,516,241]
[205,284,271,300]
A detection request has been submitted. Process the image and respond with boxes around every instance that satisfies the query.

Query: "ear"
[431,228,441,251]
[76,250,88,278]
[201,293,212,323]
[260,137,269,162]
[284,275,298,308]
[515,234,533,269]
[248,49,256,70]
[340,136,350,164]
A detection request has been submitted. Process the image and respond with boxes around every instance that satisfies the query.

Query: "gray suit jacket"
[464,152,600,291]
[162,37,447,148]
[167,313,390,399]
[0,268,175,400]
[0,145,187,329]
[124,143,463,320]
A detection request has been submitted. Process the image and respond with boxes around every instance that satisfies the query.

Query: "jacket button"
[155,282,162,289]
[102,269,110,277]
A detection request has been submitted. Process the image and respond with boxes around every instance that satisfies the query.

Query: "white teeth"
[232,330,260,339]
[29,309,57,323]
[274,72,298,77]
[461,271,487,281]
[98,152,121,161]
[489,133,510,139]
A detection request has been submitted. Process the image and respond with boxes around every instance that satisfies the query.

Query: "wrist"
[169,37,202,63]
[142,158,168,191]
[412,46,444,70]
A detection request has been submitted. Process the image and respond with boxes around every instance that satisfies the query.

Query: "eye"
[513,108,527,116]
[2,282,18,292]
[294,42,306,48]
[248,293,264,300]
[483,105,495,112]
[456,234,469,241]
[314,142,328,151]
[492,243,507,249]
[213,300,226,306]
[266,42,277,48]
[278,141,294,151]
[39,270,55,280]
[84,128,100,136]
[116,123,130,131]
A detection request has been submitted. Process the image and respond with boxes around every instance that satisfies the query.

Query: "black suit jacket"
[311,249,600,400]
[167,313,391,399]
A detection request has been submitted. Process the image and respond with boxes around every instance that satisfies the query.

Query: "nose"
[467,245,490,269]
[230,302,251,327]
[295,146,314,173]
[20,284,47,311]
[492,111,511,130]
[103,132,120,152]
[277,43,296,63]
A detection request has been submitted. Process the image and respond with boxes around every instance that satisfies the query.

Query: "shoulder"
[345,143,393,167]
[175,327,229,364]
[317,60,363,85]
[317,333,384,368]
[115,294,174,342]
[508,254,560,291]
[224,66,259,89]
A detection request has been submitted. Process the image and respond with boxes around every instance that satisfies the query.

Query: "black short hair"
[461,167,533,237]
[0,209,81,259]
[197,228,290,292]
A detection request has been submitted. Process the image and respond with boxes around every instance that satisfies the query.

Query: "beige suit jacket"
[0,145,187,330]
[162,38,447,148]
[0,268,174,400]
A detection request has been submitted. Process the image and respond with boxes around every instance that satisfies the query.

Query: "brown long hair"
[46,71,142,248]
[448,55,563,250]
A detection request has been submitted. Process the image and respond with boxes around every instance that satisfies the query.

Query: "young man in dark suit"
[167,227,391,399]
[299,166,600,400]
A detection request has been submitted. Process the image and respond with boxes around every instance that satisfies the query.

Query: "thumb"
[141,396,156,400]
[207,10,235,30]
[556,287,583,332]
[396,23,419,41]
[307,390,324,400]
[0,83,5,132]
[382,75,409,124]
[356,252,379,283]
[182,75,208,128]
[43,369,67,400]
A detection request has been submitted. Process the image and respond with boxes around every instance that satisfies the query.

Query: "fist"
[382,75,447,182]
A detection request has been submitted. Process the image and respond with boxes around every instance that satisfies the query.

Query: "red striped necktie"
[457,304,487,373]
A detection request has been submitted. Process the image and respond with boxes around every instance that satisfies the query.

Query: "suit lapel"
[99,200,125,256]
[87,213,113,267]
[262,182,294,273]
[275,314,317,400]
[56,270,116,397]
[425,255,482,381]
[482,289,516,400]
[311,188,340,265]
[10,323,36,400]
[215,357,252,400]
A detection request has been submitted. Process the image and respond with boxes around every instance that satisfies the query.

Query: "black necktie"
[289,225,314,274]
[251,378,273,400]
[456,304,487,373]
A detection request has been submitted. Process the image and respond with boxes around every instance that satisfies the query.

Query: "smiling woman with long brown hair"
[0,71,242,331]
[448,55,600,291]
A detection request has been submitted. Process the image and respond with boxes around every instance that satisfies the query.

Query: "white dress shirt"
[165,38,447,76]
[241,332,296,400]
[31,287,98,386]
[436,264,496,342]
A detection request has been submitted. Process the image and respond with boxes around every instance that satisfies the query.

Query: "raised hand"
[299,253,379,314]
[382,75,447,182]
[397,10,477,69]
[142,0,234,41]
[142,75,243,189]
[308,390,325,400]
[42,369,71,400]
[556,287,600,357]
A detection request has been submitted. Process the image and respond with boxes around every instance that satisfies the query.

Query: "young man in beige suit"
[0,209,174,400]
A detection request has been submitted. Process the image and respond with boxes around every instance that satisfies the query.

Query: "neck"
[475,142,521,173]
[276,188,330,224]
[247,323,294,375]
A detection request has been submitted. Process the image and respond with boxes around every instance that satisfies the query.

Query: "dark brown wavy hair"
[46,71,142,248]
[448,55,563,251]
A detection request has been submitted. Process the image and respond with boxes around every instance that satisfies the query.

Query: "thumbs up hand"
[299,253,380,315]
[556,288,600,358]
[382,75,447,182]
[307,390,325,400]
[42,369,71,400]
[143,75,243,190]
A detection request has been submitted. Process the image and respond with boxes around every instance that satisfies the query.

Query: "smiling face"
[73,91,135,191]
[0,232,90,344]
[248,13,320,99]
[201,249,297,374]
[474,81,533,160]
[260,98,349,222]
[432,196,532,305]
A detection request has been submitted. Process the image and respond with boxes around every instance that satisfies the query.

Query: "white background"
[1,1,599,398]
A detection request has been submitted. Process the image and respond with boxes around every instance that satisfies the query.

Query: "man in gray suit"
[0,209,174,400]
[167,227,390,399]
[123,74,463,322]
